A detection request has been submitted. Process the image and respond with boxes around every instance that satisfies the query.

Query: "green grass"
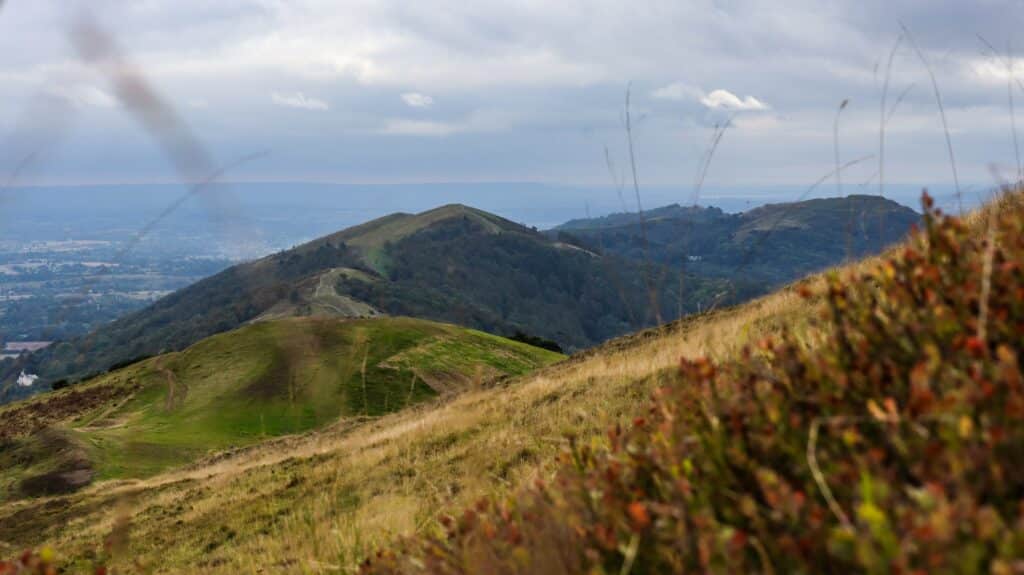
[0,317,563,494]
[342,205,515,253]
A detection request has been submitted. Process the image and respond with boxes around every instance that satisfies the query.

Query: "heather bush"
[361,191,1024,574]
[0,548,59,575]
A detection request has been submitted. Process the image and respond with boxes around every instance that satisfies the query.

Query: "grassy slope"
[0,262,832,572]
[360,192,1024,573]
[0,317,562,503]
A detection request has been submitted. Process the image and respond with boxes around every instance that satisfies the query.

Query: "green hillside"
[0,316,562,501]
[554,194,919,285]
[4,204,713,399]
[1,197,915,405]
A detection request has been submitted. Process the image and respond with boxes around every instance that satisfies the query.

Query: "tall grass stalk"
[901,23,961,212]
[624,84,662,326]
[878,33,903,205]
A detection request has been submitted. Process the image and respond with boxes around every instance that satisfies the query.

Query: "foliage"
[0,548,60,575]
[339,216,715,350]
[360,192,1024,574]
[558,195,919,286]
[2,545,110,574]
[507,331,564,354]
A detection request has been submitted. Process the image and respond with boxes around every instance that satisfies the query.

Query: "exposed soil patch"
[12,429,94,498]
[0,380,141,442]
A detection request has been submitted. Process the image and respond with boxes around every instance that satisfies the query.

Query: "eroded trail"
[155,357,185,411]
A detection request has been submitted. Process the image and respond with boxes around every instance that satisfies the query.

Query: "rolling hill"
[2,204,718,401]
[1,197,916,405]
[0,258,825,572]
[2,191,1018,574]
[0,316,562,502]
[554,194,919,284]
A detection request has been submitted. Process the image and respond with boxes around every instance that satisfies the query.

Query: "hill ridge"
[1,195,917,405]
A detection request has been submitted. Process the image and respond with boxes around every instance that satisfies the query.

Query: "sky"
[1,0,1023,201]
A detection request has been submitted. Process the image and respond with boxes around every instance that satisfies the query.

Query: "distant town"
[0,234,235,345]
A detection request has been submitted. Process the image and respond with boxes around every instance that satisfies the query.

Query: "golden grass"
[0,268,868,573]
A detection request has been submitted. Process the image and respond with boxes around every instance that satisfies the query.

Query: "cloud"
[401,92,434,108]
[700,89,769,111]
[651,82,702,101]
[270,92,329,111]
[1,0,1021,187]
[651,83,769,113]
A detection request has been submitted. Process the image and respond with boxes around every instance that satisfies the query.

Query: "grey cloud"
[0,0,1020,189]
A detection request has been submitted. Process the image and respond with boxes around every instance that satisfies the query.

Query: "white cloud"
[270,91,329,111]
[401,92,434,108]
[652,83,769,113]
[187,98,209,109]
[966,56,1024,86]
[700,89,769,111]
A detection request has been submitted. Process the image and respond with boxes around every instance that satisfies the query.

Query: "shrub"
[360,191,1024,574]
[1,548,60,575]
[508,331,564,354]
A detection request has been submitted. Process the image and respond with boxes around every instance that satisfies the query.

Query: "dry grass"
[0,267,860,573]
[360,190,1024,574]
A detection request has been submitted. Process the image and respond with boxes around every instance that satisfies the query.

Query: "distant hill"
[3,204,713,400]
[0,197,917,403]
[552,194,919,284]
[556,203,727,230]
[0,316,562,501]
